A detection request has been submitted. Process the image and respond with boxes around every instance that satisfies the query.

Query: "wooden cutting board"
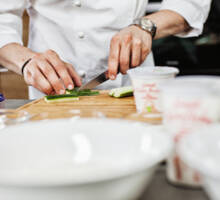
[16,91,162,123]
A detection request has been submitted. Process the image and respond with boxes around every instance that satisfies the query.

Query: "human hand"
[108,25,152,80]
[23,50,82,95]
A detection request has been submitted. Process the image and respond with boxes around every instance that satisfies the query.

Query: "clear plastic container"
[127,66,179,115]
[178,125,220,200]
[160,78,220,187]
[177,75,220,88]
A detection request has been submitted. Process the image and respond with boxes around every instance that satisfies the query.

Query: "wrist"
[131,24,154,40]
[21,58,32,75]
[132,17,157,39]
[18,50,36,75]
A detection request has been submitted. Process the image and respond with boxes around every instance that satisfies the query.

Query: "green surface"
[44,88,99,103]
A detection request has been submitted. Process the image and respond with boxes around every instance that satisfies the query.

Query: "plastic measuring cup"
[127,66,179,115]
[160,77,220,187]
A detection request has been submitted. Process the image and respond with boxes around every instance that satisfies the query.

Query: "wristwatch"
[133,17,157,39]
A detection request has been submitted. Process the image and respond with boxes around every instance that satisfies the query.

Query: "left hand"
[108,25,152,80]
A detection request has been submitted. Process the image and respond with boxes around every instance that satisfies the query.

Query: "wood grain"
[16,91,162,124]
[0,71,28,99]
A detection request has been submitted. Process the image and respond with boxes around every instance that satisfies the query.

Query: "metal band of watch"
[132,18,157,39]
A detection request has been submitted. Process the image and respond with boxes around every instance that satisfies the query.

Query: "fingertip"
[76,77,82,86]
[108,67,117,80]
[68,84,74,90]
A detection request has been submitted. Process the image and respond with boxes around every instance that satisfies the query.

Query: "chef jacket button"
[74,0,81,7]
[78,31,85,39]
[78,70,86,78]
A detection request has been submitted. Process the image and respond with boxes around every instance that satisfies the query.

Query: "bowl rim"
[0,118,173,187]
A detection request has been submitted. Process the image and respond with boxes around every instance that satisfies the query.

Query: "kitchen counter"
[142,166,209,200]
[3,99,210,200]
[4,99,32,109]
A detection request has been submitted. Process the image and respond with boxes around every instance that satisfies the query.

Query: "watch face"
[134,18,157,38]
[141,18,153,29]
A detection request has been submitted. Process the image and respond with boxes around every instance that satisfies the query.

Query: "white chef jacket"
[0,0,211,99]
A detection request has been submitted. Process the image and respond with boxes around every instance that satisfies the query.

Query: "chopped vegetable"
[109,86,133,98]
[44,94,79,103]
[66,88,99,96]
[44,88,99,103]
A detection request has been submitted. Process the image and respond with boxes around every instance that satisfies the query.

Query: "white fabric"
[160,0,212,37]
[0,0,211,99]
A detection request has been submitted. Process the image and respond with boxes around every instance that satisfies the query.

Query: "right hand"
[23,49,82,95]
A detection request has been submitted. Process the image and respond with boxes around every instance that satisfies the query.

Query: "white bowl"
[178,125,220,200]
[0,118,172,200]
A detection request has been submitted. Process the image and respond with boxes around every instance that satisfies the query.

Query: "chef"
[0,0,211,99]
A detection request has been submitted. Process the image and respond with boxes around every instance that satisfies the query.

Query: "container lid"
[176,75,220,90]
[160,78,220,97]
[0,94,4,102]
[127,66,179,79]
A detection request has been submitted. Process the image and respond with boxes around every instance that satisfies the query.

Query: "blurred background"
[150,0,220,76]
[0,0,219,99]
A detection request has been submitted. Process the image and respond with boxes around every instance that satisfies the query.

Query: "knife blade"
[79,71,108,90]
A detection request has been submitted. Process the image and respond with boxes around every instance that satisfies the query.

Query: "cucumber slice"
[44,94,79,103]
[45,88,99,103]
[66,88,99,96]
[109,86,133,98]
[109,90,115,97]
[78,91,99,96]
[65,90,78,95]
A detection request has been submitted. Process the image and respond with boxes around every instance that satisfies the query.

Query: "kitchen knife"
[79,70,109,90]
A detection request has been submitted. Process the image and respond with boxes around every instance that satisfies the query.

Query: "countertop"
[141,166,209,200]
[2,99,210,200]
[4,99,32,109]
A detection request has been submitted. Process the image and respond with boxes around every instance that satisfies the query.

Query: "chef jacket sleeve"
[160,0,212,37]
[0,0,27,48]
